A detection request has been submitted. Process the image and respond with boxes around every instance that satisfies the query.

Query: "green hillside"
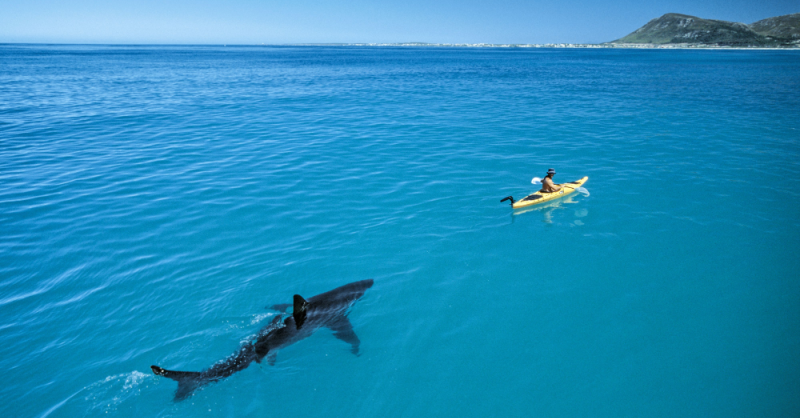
[612,13,799,46]
[750,13,800,40]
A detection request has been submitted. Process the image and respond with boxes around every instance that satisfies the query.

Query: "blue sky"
[2,0,797,44]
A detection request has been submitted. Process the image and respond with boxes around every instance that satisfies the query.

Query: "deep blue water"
[1,45,799,417]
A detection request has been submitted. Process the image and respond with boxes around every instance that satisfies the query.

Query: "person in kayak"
[540,168,562,193]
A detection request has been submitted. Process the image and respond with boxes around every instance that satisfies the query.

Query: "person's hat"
[547,168,556,175]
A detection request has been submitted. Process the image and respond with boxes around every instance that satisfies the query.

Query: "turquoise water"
[1,45,799,417]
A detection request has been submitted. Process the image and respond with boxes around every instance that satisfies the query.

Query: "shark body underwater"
[150,279,373,400]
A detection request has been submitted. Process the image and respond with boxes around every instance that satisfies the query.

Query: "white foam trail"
[250,313,272,326]
[42,371,156,416]
[122,371,148,390]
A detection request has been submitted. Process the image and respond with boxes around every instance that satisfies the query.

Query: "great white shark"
[150,279,373,400]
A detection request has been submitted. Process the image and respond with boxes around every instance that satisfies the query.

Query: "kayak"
[501,176,588,209]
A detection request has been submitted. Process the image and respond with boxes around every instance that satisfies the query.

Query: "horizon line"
[3,42,799,50]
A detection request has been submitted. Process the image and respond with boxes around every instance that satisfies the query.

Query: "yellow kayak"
[501,176,588,209]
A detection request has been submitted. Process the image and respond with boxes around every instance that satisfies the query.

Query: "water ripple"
[0,45,798,418]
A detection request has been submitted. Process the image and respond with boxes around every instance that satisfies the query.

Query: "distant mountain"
[612,13,800,46]
[750,13,800,40]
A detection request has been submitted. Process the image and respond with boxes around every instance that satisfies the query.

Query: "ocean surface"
[1,45,799,417]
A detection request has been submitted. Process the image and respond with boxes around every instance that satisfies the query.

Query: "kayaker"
[540,168,562,193]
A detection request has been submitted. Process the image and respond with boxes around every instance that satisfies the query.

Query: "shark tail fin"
[151,365,204,401]
[500,196,516,206]
[293,294,309,330]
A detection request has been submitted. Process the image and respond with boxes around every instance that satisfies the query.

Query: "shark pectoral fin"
[174,379,203,401]
[267,303,292,312]
[293,295,309,330]
[254,353,275,365]
[151,366,205,401]
[327,317,361,356]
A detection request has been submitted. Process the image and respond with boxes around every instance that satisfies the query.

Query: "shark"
[150,279,373,401]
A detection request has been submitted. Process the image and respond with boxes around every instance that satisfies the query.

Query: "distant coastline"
[6,11,799,50]
[296,12,800,50]
[289,42,799,50]
[3,43,797,50]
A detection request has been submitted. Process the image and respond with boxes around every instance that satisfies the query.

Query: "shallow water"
[1,45,799,417]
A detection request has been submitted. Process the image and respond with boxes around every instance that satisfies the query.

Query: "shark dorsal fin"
[293,294,309,330]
